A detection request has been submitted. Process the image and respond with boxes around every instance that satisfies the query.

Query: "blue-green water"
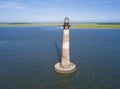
[0,27,120,89]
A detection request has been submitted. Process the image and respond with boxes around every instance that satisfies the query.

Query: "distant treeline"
[1,22,120,24]
[0,22,32,24]
[8,23,32,24]
[96,23,120,25]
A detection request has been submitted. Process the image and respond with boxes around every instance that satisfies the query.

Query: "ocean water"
[0,27,120,89]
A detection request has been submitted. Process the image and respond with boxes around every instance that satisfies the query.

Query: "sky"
[0,0,120,22]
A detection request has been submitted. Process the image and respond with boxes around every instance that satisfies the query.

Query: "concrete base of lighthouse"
[54,62,77,74]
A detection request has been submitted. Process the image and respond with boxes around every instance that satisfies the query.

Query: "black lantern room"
[63,17,70,29]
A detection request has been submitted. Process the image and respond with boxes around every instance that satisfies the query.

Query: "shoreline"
[0,23,120,29]
[71,23,120,29]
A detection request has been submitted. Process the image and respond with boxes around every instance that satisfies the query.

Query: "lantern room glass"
[64,17,69,23]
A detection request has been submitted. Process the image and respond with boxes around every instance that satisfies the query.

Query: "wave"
[0,41,8,44]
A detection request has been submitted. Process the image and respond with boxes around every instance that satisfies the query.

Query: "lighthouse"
[54,17,77,74]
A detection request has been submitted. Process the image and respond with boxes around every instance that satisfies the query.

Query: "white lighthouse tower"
[54,17,77,74]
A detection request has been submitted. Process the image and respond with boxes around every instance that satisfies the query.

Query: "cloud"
[0,1,26,10]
